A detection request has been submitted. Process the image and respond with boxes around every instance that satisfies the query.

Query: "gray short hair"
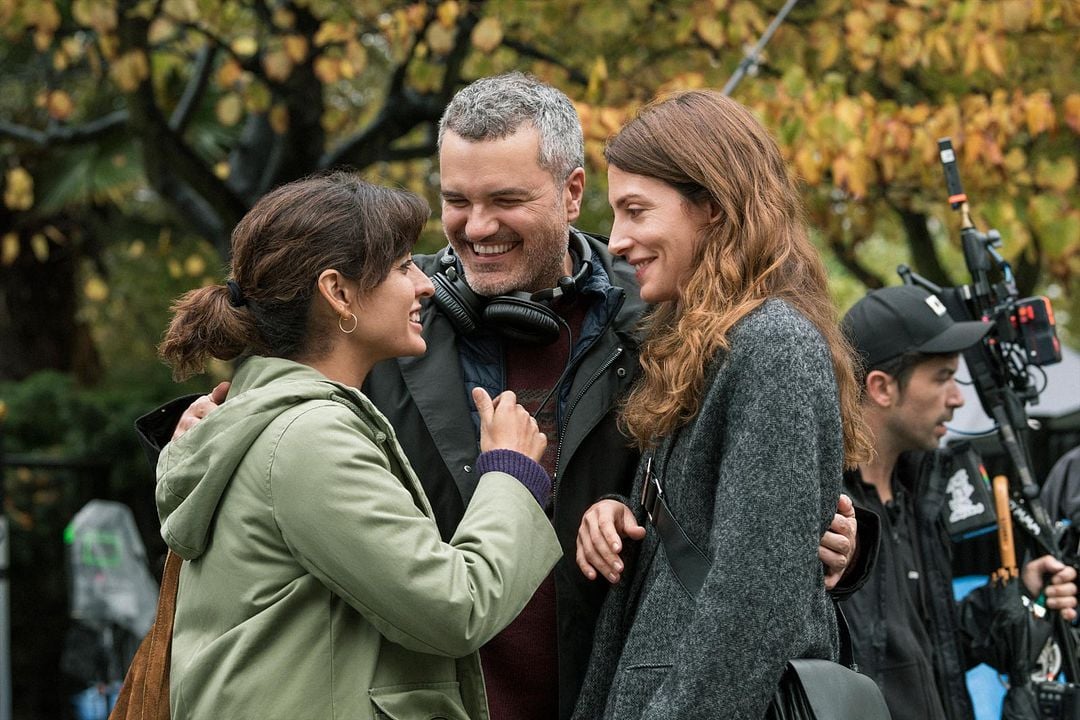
[438,72,584,182]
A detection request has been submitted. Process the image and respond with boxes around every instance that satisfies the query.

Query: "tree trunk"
[0,227,101,383]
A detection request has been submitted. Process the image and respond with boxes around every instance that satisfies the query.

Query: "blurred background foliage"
[0,0,1079,717]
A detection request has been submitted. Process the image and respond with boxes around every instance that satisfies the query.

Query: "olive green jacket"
[156,357,561,719]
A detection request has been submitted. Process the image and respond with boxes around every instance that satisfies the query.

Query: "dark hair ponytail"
[159,284,265,381]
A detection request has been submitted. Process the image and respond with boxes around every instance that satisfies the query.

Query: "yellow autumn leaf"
[162,0,198,23]
[184,254,207,276]
[46,90,74,120]
[436,0,459,27]
[262,49,293,83]
[30,233,49,262]
[834,97,863,131]
[894,7,922,35]
[215,94,243,126]
[962,40,980,75]
[815,28,841,70]
[314,56,341,84]
[245,82,271,113]
[269,104,289,135]
[53,48,69,71]
[232,37,258,57]
[1001,0,1030,32]
[2,233,19,266]
[932,32,954,67]
[978,38,1005,77]
[1004,147,1026,173]
[128,240,145,258]
[109,50,149,92]
[696,16,725,50]
[283,35,308,63]
[471,17,503,53]
[84,275,109,301]
[4,167,34,211]
[427,22,455,56]
[314,20,353,46]
[72,0,116,33]
[167,259,183,278]
[1035,156,1078,192]
[587,56,609,101]
[1024,92,1056,135]
[148,17,173,45]
[216,59,243,88]
[794,146,822,185]
[346,40,368,75]
[272,6,295,29]
[1064,94,1080,134]
[214,161,230,179]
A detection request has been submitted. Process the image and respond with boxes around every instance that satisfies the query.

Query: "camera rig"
[900,138,1076,690]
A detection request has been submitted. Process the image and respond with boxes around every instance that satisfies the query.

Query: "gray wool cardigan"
[572,298,843,720]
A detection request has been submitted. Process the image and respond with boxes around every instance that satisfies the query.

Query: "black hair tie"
[226,279,247,308]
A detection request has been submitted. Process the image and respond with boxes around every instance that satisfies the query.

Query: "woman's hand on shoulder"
[576,499,646,584]
[472,388,547,463]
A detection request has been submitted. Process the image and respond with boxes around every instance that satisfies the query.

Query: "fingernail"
[613,544,621,552]
[615,562,623,571]
[609,573,618,582]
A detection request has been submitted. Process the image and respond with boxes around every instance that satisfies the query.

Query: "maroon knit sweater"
[479,299,589,720]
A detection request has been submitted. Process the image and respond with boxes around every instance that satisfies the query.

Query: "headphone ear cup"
[431,271,483,336]
[483,295,562,345]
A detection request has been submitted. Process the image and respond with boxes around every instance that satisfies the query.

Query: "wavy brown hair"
[610,91,871,467]
[159,172,428,380]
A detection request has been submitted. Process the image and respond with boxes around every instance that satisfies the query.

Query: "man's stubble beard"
[450,215,571,297]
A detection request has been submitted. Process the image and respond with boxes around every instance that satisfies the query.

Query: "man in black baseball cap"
[839,285,1076,720]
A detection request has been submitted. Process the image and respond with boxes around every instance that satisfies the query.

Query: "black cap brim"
[917,319,991,355]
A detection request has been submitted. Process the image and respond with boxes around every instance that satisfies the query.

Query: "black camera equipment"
[899,138,1077,710]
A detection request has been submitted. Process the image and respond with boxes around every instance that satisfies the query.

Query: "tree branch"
[116,2,248,249]
[893,205,954,287]
[501,38,588,85]
[169,44,217,134]
[824,232,886,289]
[0,111,128,146]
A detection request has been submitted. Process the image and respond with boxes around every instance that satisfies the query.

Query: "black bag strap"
[639,452,711,599]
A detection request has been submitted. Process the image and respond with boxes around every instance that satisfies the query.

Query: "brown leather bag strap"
[109,550,182,720]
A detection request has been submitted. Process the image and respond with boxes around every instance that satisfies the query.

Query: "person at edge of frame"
[134,72,877,720]
[839,284,1079,720]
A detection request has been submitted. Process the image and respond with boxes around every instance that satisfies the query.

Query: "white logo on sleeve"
[925,295,948,317]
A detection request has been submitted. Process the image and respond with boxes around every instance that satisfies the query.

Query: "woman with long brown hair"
[153,171,561,719]
[572,91,871,718]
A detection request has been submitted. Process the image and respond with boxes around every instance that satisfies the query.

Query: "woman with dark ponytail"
[153,171,561,720]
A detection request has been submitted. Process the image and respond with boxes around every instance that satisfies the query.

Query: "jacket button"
[616,367,627,377]
[464,465,472,473]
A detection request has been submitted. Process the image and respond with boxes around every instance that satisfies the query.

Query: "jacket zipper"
[552,345,625,501]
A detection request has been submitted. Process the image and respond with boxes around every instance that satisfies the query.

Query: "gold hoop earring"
[338,312,358,334]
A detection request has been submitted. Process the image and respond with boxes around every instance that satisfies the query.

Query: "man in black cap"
[841,285,1078,720]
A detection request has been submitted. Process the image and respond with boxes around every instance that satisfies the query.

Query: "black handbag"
[766,658,891,720]
[640,452,892,720]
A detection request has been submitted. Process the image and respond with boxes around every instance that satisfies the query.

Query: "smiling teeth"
[473,243,513,255]
[410,312,420,322]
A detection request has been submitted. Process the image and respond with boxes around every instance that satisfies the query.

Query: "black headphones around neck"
[430,229,594,345]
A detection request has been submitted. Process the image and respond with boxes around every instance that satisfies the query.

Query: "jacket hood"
[156,357,367,560]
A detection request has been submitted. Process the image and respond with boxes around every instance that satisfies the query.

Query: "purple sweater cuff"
[476,449,552,508]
